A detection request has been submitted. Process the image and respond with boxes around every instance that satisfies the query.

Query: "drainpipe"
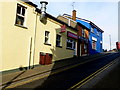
[40,1,48,21]
[32,1,48,68]
[32,12,38,69]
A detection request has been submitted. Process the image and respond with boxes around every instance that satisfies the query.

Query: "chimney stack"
[72,10,76,21]
[40,1,48,21]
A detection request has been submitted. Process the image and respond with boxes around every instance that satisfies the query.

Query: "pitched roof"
[63,14,104,33]
[35,8,78,31]
[57,15,90,31]
[21,0,37,7]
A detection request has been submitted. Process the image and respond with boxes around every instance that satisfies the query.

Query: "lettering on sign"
[60,25,66,33]
[67,31,78,39]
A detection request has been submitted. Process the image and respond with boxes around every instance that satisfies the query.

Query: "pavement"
[0,52,116,89]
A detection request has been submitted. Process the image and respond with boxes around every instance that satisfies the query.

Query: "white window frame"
[45,31,50,44]
[67,38,76,50]
[15,4,26,26]
[56,34,62,47]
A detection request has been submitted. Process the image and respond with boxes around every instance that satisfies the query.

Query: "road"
[8,52,120,89]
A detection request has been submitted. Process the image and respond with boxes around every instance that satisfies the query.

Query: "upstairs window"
[45,31,50,44]
[15,4,26,26]
[82,28,85,37]
[91,27,94,33]
[97,31,99,36]
[92,40,96,50]
[56,34,62,47]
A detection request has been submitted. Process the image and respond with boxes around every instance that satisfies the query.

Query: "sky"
[31,0,118,51]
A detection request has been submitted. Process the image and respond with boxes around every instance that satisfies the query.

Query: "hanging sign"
[60,25,66,33]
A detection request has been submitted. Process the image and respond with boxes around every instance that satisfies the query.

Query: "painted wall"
[1,1,78,72]
[1,1,37,71]
[34,16,78,64]
[89,26,103,54]
[76,19,103,55]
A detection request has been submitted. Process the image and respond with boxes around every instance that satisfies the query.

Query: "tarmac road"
[8,52,120,89]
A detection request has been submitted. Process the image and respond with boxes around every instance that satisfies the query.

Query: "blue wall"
[76,19,103,55]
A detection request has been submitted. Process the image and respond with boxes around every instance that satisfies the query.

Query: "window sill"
[15,24,28,29]
[56,45,62,48]
[66,47,74,50]
[44,43,51,46]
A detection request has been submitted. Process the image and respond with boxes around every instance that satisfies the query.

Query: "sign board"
[79,36,88,43]
[60,25,66,33]
[67,31,78,39]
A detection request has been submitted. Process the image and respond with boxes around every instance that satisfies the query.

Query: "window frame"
[44,31,50,45]
[56,34,62,47]
[91,27,94,33]
[15,4,27,27]
[84,44,87,53]
[92,40,96,50]
[96,31,99,36]
[66,38,76,50]
[82,28,85,37]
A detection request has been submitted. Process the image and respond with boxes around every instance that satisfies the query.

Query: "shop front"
[78,36,89,56]
[67,31,78,56]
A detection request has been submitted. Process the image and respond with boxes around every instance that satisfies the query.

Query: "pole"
[109,34,111,51]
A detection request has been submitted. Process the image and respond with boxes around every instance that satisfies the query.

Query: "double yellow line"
[68,57,120,90]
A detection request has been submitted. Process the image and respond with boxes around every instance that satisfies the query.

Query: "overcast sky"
[31,0,118,50]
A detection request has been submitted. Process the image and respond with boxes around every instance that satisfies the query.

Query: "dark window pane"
[45,37,48,43]
[22,8,25,16]
[15,15,24,25]
[17,5,21,14]
[56,41,60,46]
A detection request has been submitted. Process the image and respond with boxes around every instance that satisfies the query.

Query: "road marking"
[68,56,120,90]
[4,53,112,89]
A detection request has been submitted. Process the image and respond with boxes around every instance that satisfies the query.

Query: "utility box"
[39,52,46,65]
[39,52,52,65]
[45,53,52,65]
[116,42,120,51]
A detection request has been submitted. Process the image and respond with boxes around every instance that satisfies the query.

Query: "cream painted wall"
[1,0,78,71]
[34,15,78,63]
[1,1,36,71]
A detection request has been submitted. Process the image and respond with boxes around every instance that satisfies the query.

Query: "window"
[82,29,85,37]
[100,43,102,50]
[67,38,76,50]
[92,40,96,50]
[45,31,50,44]
[97,31,99,36]
[15,4,26,26]
[56,34,61,47]
[91,27,94,33]
[84,44,87,53]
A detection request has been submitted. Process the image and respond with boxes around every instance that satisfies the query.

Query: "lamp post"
[109,34,111,51]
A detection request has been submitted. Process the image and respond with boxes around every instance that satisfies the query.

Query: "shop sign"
[60,25,66,33]
[79,36,88,43]
[67,31,78,39]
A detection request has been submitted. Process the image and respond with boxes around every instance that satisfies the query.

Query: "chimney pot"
[72,10,76,21]
[40,1,48,21]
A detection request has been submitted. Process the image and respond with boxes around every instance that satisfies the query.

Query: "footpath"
[0,52,110,89]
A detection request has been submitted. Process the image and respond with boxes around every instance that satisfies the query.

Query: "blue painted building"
[76,18,104,55]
